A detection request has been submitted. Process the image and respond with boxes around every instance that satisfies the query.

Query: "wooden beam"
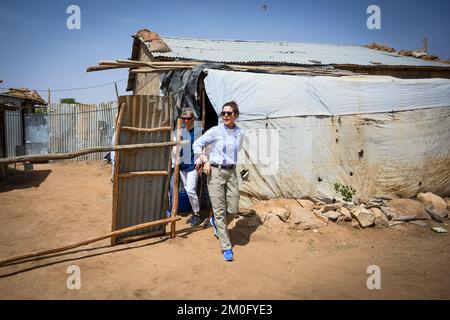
[129,68,189,74]
[116,59,199,67]
[86,65,129,72]
[121,126,172,133]
[0,141,187,165]
[0,216,182,266]
[119,171,168,178]
[162,96,174,235]
[170,119,183,239]
[114,82,119,101]
[111,103,126,245]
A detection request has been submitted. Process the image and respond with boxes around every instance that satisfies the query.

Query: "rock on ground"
[297,199,315,211]
[263,213,286,229]
[444,197,450,211]
[417,192,448,219]
[268,206,290,222]
[288,206,327,230]
[339,207,352,222]
[387,198,430,220]
[322,210,341,222]
[323,203,342,213]
[370,207,390,227]
[351,205,375,228]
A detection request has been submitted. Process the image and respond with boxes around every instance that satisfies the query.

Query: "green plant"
[60,98,79,104]
[334,182,356,203]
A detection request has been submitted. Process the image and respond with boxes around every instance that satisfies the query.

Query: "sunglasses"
[221,111,234,117]
[181,116,193,120]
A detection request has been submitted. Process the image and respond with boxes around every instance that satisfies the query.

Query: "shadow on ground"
[0,169,51,192]
[230,210,262,247]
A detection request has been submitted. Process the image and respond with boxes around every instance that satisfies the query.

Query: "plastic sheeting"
[235,107,450,206]
[204,69,450,120]
[160,63,231,120]
[202,70,450,205]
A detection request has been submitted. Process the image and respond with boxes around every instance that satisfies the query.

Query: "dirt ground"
[0,162,449,300]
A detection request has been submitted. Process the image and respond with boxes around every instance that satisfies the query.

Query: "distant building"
[0,88,47,178]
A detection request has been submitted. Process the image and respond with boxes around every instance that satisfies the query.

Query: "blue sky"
[0,0,449,103]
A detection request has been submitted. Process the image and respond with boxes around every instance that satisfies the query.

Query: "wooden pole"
[201,81,206,131]
[47,89,51,107]
[121,126,171,133]
[111,102,126,245]
[119,170,168,178]
[170,118,183,238]
[162,96,173,234]
[0,216,182,266]
[0,141,186,165]
[114,82,119,101]
[86,65,128,72]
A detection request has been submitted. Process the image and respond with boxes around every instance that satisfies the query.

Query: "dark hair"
[222,101,239,116]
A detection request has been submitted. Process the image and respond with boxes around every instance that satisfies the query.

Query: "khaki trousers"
[207,166,240,251]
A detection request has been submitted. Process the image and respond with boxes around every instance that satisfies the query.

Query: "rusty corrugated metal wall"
[113,95,172,243]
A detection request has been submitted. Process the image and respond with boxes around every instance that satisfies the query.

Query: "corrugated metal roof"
[150,36,450,68]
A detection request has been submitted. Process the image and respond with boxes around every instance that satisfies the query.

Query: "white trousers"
[180,169,200,213]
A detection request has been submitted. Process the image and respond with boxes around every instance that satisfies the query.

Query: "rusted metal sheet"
[113,95,172,244]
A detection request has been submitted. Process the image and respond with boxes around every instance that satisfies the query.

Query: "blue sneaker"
[223,249,233,261]
[210,216,218,238]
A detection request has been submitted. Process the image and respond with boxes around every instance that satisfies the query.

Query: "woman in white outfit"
[168,108,203,226]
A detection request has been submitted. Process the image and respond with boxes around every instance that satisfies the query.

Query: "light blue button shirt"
[193,124,245,165]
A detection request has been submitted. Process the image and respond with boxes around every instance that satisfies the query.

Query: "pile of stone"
[240,192,449,231]
[364,42,449,64]
[135,28,172,53]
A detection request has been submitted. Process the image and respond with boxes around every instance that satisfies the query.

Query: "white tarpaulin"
[204,69,450,120]
[202,70,450,205]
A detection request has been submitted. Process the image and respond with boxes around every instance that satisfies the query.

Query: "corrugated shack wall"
[47,102,117,161]
[114,95,172,243]
[24,113,49,156]
[4,110,23,157]
[3,102,117,163]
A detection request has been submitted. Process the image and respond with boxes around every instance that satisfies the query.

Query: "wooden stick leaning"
[87,59,355,76]
[121,126,171,133]
[119,171,168,178]
[111,103,126,245]
[0,216,182,266]
[0,141,187,165]
[170,119,183,239]
[162,96,174,235]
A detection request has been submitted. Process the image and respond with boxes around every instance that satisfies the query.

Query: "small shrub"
[334,182,356,203]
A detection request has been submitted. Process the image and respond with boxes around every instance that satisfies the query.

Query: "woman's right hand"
[194,158,203,171]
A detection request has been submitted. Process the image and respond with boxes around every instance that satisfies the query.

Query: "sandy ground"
[0,162,449,300]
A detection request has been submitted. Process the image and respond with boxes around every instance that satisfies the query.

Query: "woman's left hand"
[203,162,211,175]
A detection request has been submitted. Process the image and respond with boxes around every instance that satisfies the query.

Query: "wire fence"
[4,102,118,161]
